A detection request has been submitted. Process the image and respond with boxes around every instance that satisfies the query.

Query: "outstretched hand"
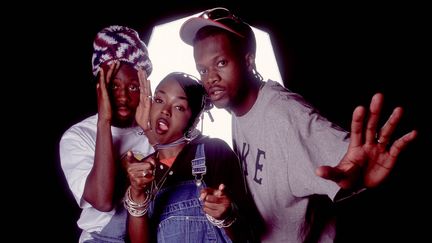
[200,184,232,220]
[122,151,156,191]
[316,93,417,189]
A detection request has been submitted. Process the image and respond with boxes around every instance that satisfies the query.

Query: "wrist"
[129,186,149,203]
[143,129,158,148]
[142,121,151,132]
[97,118,111,127]
[205,203,238,228]
[124,186,151,217]
[205,213,237,228]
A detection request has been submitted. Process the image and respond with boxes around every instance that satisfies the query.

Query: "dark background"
[21,1,429,242]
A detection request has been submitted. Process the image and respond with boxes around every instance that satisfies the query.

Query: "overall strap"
[191,143,206,186]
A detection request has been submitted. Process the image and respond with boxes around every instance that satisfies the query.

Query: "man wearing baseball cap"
[180,7,417,243]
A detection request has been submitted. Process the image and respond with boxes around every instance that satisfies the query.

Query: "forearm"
[126,186,152,243]
[83,119,116,211]
[224,227,235,240]
[128,215,151,243]
[143,129,158,148]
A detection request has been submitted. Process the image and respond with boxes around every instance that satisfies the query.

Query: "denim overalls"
[148,144,232,243]
[85,204,127,242]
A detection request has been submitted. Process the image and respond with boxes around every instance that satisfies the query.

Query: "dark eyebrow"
[155,90,189,102]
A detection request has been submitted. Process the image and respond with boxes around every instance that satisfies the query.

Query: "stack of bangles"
[123,186,151,217]
[205,206,237,228]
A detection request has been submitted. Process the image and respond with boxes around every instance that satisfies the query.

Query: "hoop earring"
[184,128,200,141]
[252,68,263,81]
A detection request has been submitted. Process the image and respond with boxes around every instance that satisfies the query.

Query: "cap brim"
[180,17,243,45]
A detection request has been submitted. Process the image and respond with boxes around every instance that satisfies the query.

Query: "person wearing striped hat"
[60,25,154,242]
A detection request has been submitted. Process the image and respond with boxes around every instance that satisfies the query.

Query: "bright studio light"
[147,11,282,148]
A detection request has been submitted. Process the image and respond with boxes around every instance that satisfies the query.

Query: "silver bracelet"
[205,213,237,228]
[123,186,151,217]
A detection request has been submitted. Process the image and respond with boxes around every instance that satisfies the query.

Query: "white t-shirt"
[232,80,349,243]
[59,114,154,242]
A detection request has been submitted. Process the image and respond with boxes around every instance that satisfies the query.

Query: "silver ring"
[375,133,382,144]
[143,169,153,177]
[147,95,152,99]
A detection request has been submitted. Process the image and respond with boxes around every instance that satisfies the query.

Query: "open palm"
[316,93,417,189]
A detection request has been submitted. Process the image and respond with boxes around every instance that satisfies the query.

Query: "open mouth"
[208,86,225,101]
[155,118,169,133]
[116,106,130,117]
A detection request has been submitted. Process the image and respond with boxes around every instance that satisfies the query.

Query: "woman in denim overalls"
[122,72,262,242]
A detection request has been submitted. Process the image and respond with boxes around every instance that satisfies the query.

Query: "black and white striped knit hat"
[91,25,152,77]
